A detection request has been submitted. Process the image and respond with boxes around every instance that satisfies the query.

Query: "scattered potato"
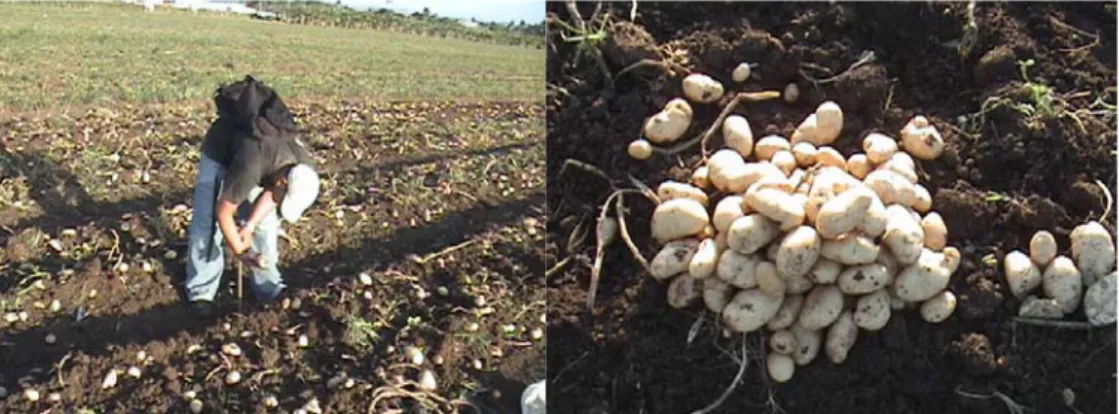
[808,258,842,284]
[1042,256,1083,314]
[893,248,956,301]
[883,204,925,265]
[1004,250,1042,299]
[792,142,818,167]
[900,115,944,160]
[628,139,653,160]
[921,212,948,251]
[767,353,796,383]
[1029,230,1057,267]
[657,181,709,206]
[651,198,709,244]
[722,115,755,157]
[820,234,879,265]
[790,322,822,365]
[644,104,692,144]
[716,250,761,288]
[770,330,799,355]
[920,290,956,323]
[688,239,720,279]
[862,132,898,165]
[815,147,845,168]
[755,135,792,161]
[799,285,844,330]
[816,188,874,239]
[854,289,891,331]
[727,214,781,254]
[703,277,735,314]
[838,264,891,295]
[913,184,932,213]
[1085,271,1116,326]
[784,83,800,103]
[825,310,857,364]
[756,261,786,297]
[732,62,752,83]
[683,73,725,103]
[691,166,710,189]
[767,294,805,331]
[814,101,843,145]
[722,289,785,333]
[1070,221,1116,286]
[775,226,822,279]
[846,154,871,179]
[650,239,700,280]
[772,150,797,176]
[667,275,701,309]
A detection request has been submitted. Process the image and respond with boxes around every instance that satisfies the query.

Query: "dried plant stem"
[690,336,750,414]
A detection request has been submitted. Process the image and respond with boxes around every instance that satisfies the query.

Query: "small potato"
[815,188,874,239]
[862,132,898,165]
[808,258,842,284]
[854,289,891,331]
[893,248,955,301]
[1004,250,1042,299]
[790,322,822,365]
[792,142,818,167]
[790,114,819,146]
[713,196,746,233]
[767,353,796,383]
[651,198,710,244]
[1029,230,1057,267]
[744,186,805,231]
[846,154,871,180]
[726,214,781,254]
[767,294,805,331]
[665,98,694,118]
[756,261,786,297]
[667,275,701,309]
[628,139,653,160]
[718,161,785,194]
[722,289,785,333]
[722,115,755,157]
[755,135,791,161]
[837,263,891,295]
[656,181,709,206]
[682,73,725,103]
[913,184,932,213]
[770,330,799,355]
[1070,221,1116,286]
[703,277,735,314]
[815,147,846,168]
[706,149,746,191]
[697,224,716,240]
[1042,256,1083,314]
[785,271,814,295]
[857,194,888,238]
[883,204,924,265]
[784,83,800,103]
[888,152,916,172]
[820,234,879,265]
[643,108,691,144]
[775,226,822,279]
[771,150,797,176]
[814,101,843,145]
[798,285,844,330]
[650,239,700,280]
[716,250,761,288]
[691,166,710,189]
[689,239,720,279]
[825,310,857,364]
[900,115,944,160]
[732,62,752,83]
[921,212,948,251]
[920,290,956,323]
[864,169,917,206]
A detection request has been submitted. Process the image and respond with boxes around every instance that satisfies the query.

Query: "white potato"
[755,135,792,161]
[665,97,694,118]
[815,188,874,239]
[716,250,760,289]
[785,271,814,295]
[744,185,805,231]
[798,285,844,330]
[770,330,799,355]
[715,230,729,251]
[691,166,710,189]
[703,277,735,314]
[837,263,891,295]
[776,226,822,279]
[900,115,944,160]
[1004,250,1042,299]
[683,73,725,103]
[825,310,857,364]
[875,249,899,280]
[790,321,822,365]
[628,139,653,160]
[1085,270,1117,326]
[1029,230,1057,267]
[667,274,701,309]
[883,204,924,265]
[862,132,898,165]
[767,353,796,383]
[656,181,709,206]
[772,150,797,176]
[722,289,785,333]
[784,83,800,103]
[919,290,956,323]
[650,239,700,280]
[791,114,819,146]
[1070,221,1116,286]
[857,194,888,238]
[820,234,879,265]
[815,147,846,168]
[893,248,957,301]
[713,196,745,233]
[706,149,745,191]
[651,198,710,244]
[767,294,805,331]
[921,212,948,251]
[722,115,755,157]
[726,214,781,254]
[1042,256,1082,314]
[643,106,691,144]
[854,289,891,331]
[756,261,786,297]
[792,142,818,167]
[814,101,843,145]
[732,62,752,83]
[688,239,720,279]
[1018,295,1063,319]
[846,154,871,180]
[807,258,842,284]
[913,184,932,213]
[864,169,917,206]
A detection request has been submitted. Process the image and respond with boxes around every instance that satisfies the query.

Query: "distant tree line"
[247,1,543,48]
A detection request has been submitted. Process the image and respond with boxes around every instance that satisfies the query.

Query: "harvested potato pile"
[634,71,962,384]
[1007,224,1117,326]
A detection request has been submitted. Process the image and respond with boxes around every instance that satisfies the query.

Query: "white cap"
[279,164,319,223]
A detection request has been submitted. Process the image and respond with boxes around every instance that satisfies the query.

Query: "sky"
[337,0,545,24]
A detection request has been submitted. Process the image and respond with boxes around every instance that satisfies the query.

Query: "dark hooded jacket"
[201,75,300,167]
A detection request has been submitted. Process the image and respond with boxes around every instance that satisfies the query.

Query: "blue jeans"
[185,154,285,302]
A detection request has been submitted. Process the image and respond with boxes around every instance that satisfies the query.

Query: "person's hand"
[237,250,267,270]
[238,225,256,246]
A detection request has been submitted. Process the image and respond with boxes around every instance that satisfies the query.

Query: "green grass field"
[0,2,543,111]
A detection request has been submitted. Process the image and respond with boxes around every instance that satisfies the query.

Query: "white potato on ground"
[643,105,692,144]
[651,198,709,244]
[732,62,752,83]
[814,101,843,145]
[691,166,710,189]
[854,289,891,331]
[893,247,959,301]
[913,184,932,213]
[756,261,786,297]
[667,274,701,309]
[665,97,693,118]
[862,132,898,165]
[775,226,822,279]
[815,188,874,239]
[1029,230,1057,267]
[883,204,924,265]
[815,147,846,168]
[722,289,785,333]
[716,250,761,288]
[683,73,725,103]
[628,139,653,160]
[790,322,823,365]
[656,181,709,206]
[713,196,745,233]
[864,169,917,206]
[921,212,948,251]
[1085,271,1117,326]
[706,149,744,190]
[798,285,844,330]
[722,115,755,157]
[857,194,888,238]
[846,154,871,180]
[1018,295,1064,319]
[1004,250,1042,299]
[767,294,805,331]
[900,115,944,160]
[1070,221,1116,286]
[920,290,956,323]
[744,185,805,231]
[792,142,818,167]
[703,277,735,314]
[688,239,720,279]
[820,234,879,265]
[1042,256,1083,314]
[784,83,800,103]
[726,214,781,254]
[875,249,900,279]
[838,263,892,295]
[650,239,700,280]
[791,113,818,146]
[825,310,857,364]
[767,353,796,383]
[770,330,799,355]
[772,150,798,176]
[808,258,842,284]
[755,135,792,161]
